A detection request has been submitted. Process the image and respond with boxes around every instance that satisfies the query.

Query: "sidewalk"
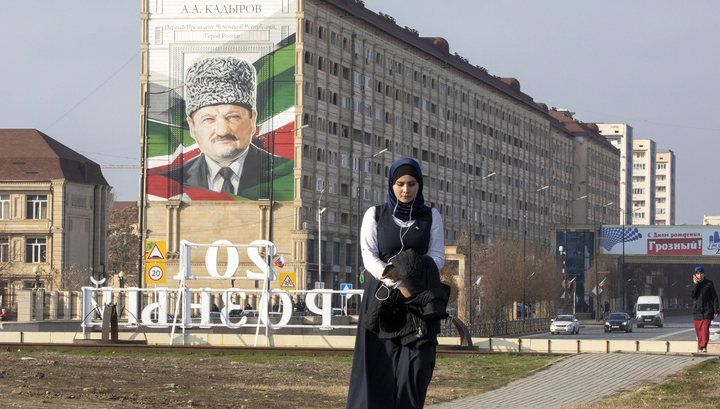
[426,353,712,409]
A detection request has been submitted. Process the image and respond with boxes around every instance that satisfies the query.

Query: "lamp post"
[118,271,125,289]
[317,189,326,289]
[621,205,643,311]
[594,201,613,321]
[354,148,387,289]
[523,185,548,319]
[564,195,587,313]
[466,171,495,325]
[32,266,41,291]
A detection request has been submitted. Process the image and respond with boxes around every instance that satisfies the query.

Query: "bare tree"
[108,205,139,287]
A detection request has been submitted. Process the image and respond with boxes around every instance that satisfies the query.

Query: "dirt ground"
[0,349,557,408]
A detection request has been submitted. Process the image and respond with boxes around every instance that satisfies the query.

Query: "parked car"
[332,308,344,316]
[550,315,579,335]
[604,312,633,333]
[710,321,720,341]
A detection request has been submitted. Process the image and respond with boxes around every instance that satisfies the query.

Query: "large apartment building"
[631,139,656,225]
[596,123,633,225]
[655,150,675,225]
[140,0,620,295]
[0,129,110,319]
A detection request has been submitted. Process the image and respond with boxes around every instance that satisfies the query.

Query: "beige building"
[0,129,111,320]
[631,139,656,225]
[596,123,633,225]
[654,150,675,225]
[139,0,621,302]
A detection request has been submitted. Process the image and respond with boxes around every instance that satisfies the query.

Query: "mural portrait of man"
[161,56,276,199]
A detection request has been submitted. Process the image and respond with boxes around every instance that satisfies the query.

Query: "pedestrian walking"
[690,266,718,353]
[0,309,7,321]
[346,158,447,409]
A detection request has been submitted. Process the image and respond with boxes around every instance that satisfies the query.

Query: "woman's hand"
[397,283,411,298]
[382,266,400,282]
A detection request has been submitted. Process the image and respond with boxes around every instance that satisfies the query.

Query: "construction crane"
[100,165,138,169]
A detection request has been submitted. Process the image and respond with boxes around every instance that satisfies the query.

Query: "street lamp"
[32,266,41,291]
[466,171,495,325]
[522,185,548,319]
[563,195,587,313]
[317,189,326,289]
[354,148,388,289]
[621,205,643,310]
[593,201,613,320]
[118,271,125,289]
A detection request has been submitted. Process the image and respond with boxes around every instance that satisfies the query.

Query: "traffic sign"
[341,283,352,296]
[146,263,166,284]
[145,241,166,262]
[279,272,296,289]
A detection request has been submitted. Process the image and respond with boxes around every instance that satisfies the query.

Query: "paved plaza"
[427,353,711,409]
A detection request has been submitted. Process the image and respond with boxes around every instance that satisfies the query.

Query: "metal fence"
[441,317,552,338]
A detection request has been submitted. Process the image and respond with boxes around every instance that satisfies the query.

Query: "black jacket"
[690,278,719,320]
[362,249,450,349]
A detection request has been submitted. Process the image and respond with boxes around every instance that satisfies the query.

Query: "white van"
[635,295,664,328]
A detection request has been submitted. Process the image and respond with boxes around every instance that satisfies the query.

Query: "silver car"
[550,315,580,335]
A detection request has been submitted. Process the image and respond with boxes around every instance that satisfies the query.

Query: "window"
[307,239,315,263]
[0,194,9,219]
[26,238,46,263]
[0,237,8,262]
[26,195,48,219]
[333,242,340,265]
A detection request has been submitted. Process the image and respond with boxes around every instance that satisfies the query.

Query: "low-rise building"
[0,129,110,320]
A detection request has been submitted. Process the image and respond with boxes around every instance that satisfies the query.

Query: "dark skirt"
[346,274,436,409]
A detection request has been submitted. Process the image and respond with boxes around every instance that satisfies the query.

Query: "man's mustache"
[211,134,238,142]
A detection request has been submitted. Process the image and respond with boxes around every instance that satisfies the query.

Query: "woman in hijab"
[347,158,445,409]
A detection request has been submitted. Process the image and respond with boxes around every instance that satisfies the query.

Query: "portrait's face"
[188,104,257,165]
[393,174,419,204]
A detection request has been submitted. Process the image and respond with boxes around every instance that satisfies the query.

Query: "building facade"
[631,139,656,225]
[139,0,621,302]
[0,129,110,319]
[654,150,675,225]
[596,123,633,225]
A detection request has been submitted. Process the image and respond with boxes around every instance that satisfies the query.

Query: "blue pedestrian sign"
[341,283,352,296]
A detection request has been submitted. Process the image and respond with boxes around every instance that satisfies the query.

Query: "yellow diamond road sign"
[145,241,166,262]
[279,273,296,289]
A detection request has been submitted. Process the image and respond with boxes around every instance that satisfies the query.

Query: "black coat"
[690,278,719,321]
[362,249,450,349]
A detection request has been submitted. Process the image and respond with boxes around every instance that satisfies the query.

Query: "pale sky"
[1,1,717,225]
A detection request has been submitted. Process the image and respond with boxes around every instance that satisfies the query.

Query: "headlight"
[623,321,627,325]
[605,322,610,325]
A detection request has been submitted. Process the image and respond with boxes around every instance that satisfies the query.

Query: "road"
[524,314,700,342]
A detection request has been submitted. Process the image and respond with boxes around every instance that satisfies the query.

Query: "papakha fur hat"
[184,56,256,117]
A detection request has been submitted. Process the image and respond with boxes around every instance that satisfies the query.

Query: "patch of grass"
[568,358,720,408]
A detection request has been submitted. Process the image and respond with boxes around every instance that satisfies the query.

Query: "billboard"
[144,1,296,201]
[600,225,720,256]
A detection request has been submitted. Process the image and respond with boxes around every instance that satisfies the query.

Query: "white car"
[550,315,580,335]
[711,321,720,341]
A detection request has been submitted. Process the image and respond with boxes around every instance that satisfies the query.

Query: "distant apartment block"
[631,139,656,225]
[655,150,675,225]
[596,123,633,225]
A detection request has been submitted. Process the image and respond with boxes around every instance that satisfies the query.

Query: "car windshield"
[638,304,659,311]
[555,315,573,322]
[608,313,626,320]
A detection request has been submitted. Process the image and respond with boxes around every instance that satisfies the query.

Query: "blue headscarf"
[386,158,428,221]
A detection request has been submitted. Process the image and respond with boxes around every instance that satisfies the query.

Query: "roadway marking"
[646,328,695,340]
